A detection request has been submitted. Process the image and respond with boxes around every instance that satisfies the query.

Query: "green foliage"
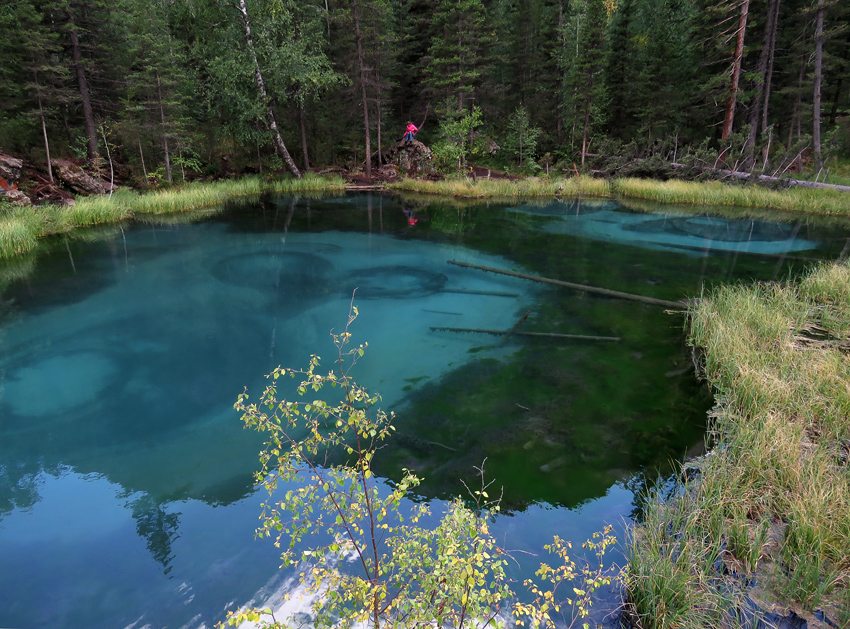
[425,0,492,112]
[558,0,608,153]
[502,106,542,167]
[432,104,484,176]
[229,305,623,629]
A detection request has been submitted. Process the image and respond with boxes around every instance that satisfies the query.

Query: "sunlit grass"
[390,176,611,198]
[613,178,850,214]
[0,212,41,258]
[628,263,850,627]
[66,194,134,226]
[0,174,345,259]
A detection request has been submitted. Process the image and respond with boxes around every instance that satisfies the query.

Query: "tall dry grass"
[613,178,850,215]
[0,174,345,259]
[390,176,611,198]
[628,263,850,628]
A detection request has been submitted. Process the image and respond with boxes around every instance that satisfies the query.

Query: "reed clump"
[613,178,850,215]
[0,211,41,258]
[390,176,611,198]
[0,174,345,259]
[628,263,850,628]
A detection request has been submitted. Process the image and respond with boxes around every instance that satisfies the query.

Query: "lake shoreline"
[626,263,850,628]
[3,173,850,262]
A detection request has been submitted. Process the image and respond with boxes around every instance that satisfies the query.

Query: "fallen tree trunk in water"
[430,326,620,342]
[441,288,520,298]
[447,260,689,309]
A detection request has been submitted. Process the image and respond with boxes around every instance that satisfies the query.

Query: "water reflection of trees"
[0,460,55,519]
[130,494,181,574]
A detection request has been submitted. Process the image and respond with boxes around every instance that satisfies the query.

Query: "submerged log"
[447,260,689,309]
[430,326,620,342]
[345,185,386,191]
[441,288,520,298]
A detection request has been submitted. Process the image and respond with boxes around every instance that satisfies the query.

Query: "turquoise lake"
[1,192,846,628]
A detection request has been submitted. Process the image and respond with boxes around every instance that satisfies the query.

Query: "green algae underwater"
[303,193,839,512]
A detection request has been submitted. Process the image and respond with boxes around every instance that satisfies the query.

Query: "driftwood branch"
[430,326,620,342]
[499,310,531,346]
[447,260,688,309]
[441,288,520,298]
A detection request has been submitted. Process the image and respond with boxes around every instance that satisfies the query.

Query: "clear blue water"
[0,193,845,628]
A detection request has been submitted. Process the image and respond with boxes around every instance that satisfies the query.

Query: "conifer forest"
[0,0,848,184]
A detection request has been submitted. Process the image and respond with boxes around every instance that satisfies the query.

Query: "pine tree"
[425,0,493,113]
[124,0,193,182]
[559,0,608,164]
[0,0,70,177]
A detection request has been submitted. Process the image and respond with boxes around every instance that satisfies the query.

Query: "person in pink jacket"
[404,121,418,144]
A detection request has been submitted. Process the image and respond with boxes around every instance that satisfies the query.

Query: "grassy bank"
[627,263,850,628]
[613,177,850,215]
[392,175,850,216]
[388,175,611,198]
[0,174,344,259]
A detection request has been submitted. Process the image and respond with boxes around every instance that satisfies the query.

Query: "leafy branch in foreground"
[227,302,622,629]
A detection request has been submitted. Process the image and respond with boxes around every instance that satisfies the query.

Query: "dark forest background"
[1,0,848,183]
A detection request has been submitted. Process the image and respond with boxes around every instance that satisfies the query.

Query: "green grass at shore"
[627,263,850,628]
[3,173,848,260]
[613,177,850,215]
[393,175,850,216]
[0,174,345,259]
[389,175,611,198]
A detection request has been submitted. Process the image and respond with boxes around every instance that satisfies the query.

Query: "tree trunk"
[744,0,779,168]
[156,70,172,183]
[787,54,807,157]
[139,138,148,182]
[66,9,99,162]
[33,69,54,183]
[760,0,781,166]
[721,0,750,140]
[581,89,591,166]
[352,0,372,178]
[827,32,850,125]
[299,105,310,171]
[237,0,301,178]
[376,76,383,166]
[812,0,824,170]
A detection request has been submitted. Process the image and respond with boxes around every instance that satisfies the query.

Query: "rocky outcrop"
[51,159,106,195]
[378,140,434,176]
[0,153,32,205]
[1,188,32,205]
[0,153,23,183]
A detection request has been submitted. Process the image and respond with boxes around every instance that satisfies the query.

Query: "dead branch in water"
[447,260,689,309]
[430,326,620,342]
[499,310,531,346]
